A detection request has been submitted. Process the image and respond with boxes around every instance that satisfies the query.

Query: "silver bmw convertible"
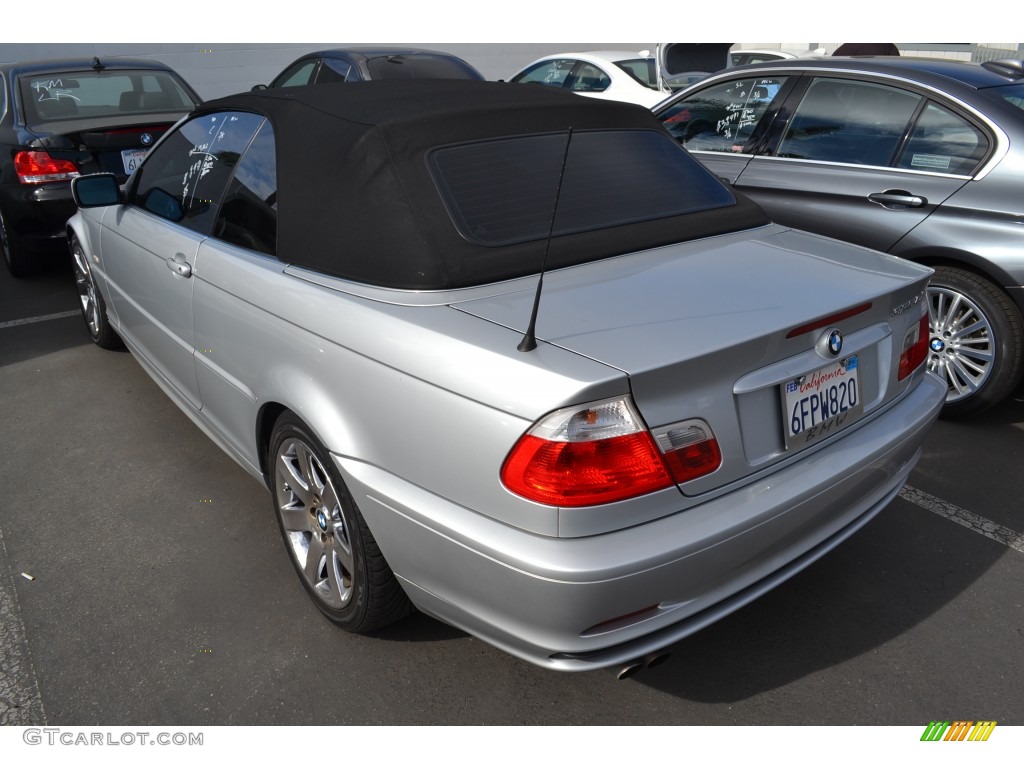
[67,80,946,674]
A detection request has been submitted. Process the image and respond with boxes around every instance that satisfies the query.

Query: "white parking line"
[899,485,1024,554]
[0,310,79,330]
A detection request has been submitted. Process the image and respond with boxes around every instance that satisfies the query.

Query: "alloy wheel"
[926,284,995,403]
[274,437,355,609]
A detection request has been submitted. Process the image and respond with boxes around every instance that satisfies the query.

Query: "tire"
[269,413,412,632]
[0,207,35,277]
[927,266,1024,418]
[70,234,123,350]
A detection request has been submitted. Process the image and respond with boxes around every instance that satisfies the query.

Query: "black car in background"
[255,47,485,90]
[654,56,1024,416]
[0,57,200,276]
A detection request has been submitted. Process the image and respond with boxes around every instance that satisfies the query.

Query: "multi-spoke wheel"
[270,413,411,632]
[70,234,122,349]
[926,266,1023,417]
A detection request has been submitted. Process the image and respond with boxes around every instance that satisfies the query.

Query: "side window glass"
[212,121,277,256]
[512,59,575,87]
[319,59,353,83]
[272,60,317,88]
[659,77,788,153]
[128,111,265,234]
[570,63,611,93]
[777,78,921,166]
[897,101,988,174]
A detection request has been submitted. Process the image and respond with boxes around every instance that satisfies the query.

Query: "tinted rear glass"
[20,69,196,123]
[365,54,482,80]
[614,58,658,88]
[429,129,736,246]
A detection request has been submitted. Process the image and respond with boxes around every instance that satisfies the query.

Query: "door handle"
[867,190,927,209]
[166,253,192,278]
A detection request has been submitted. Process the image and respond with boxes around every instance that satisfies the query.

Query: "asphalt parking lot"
[1,259,1022,727]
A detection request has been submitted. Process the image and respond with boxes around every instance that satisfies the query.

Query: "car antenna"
[518,126,574,353]
[91,57,105,72]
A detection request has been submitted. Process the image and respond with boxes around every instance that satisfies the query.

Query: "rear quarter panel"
[190,241,630,537]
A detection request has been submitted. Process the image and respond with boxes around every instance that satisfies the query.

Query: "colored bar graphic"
[944,721,972,741]
[968,722,997,741]
[921,721,950,741]
[920,720,996,742]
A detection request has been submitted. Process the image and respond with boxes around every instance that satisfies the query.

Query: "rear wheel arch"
[896,246,1020,296]
[254,387,364,486]
[256,401,289,486]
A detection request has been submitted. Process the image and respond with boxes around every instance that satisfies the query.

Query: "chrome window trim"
[691,150,975,181]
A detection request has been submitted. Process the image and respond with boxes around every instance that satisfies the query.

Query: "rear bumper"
[335,371,946,671]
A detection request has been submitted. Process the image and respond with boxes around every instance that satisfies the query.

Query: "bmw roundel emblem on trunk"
[824,328,843,356]
[140,132,154,146]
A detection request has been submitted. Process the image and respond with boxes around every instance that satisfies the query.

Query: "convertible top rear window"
[430,130,735,246]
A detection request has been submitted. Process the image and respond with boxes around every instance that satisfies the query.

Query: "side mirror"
[251,83,268,92]
[71,173,122,208]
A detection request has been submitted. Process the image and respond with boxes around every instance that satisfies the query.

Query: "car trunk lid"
[26,116,178,180]
[453,226,933,493]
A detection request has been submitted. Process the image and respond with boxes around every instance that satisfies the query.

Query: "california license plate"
[121,148,149,174]
[783,355,862,448]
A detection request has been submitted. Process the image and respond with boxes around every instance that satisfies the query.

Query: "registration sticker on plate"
[783,355,862,448]
[121,148,149,174]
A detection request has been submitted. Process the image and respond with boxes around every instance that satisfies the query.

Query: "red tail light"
[501,397,722,507]
[502,397,673,507]
[654,420,723,484]
[14,150,80,184]
[898,312,930,381]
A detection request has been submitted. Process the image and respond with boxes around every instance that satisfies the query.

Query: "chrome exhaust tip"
[617,650,673,679]
[616,661,645,680]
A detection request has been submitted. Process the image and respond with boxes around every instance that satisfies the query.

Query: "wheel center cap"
[930,338,945,353]
[316,509,328,531]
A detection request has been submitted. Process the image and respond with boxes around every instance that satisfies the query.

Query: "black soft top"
[201,80,769,289]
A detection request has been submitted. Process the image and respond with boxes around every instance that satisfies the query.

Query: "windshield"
[19,69,197,123]
[613,58,658,89]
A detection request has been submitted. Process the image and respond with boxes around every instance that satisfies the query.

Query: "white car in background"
[508,50,669,107]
